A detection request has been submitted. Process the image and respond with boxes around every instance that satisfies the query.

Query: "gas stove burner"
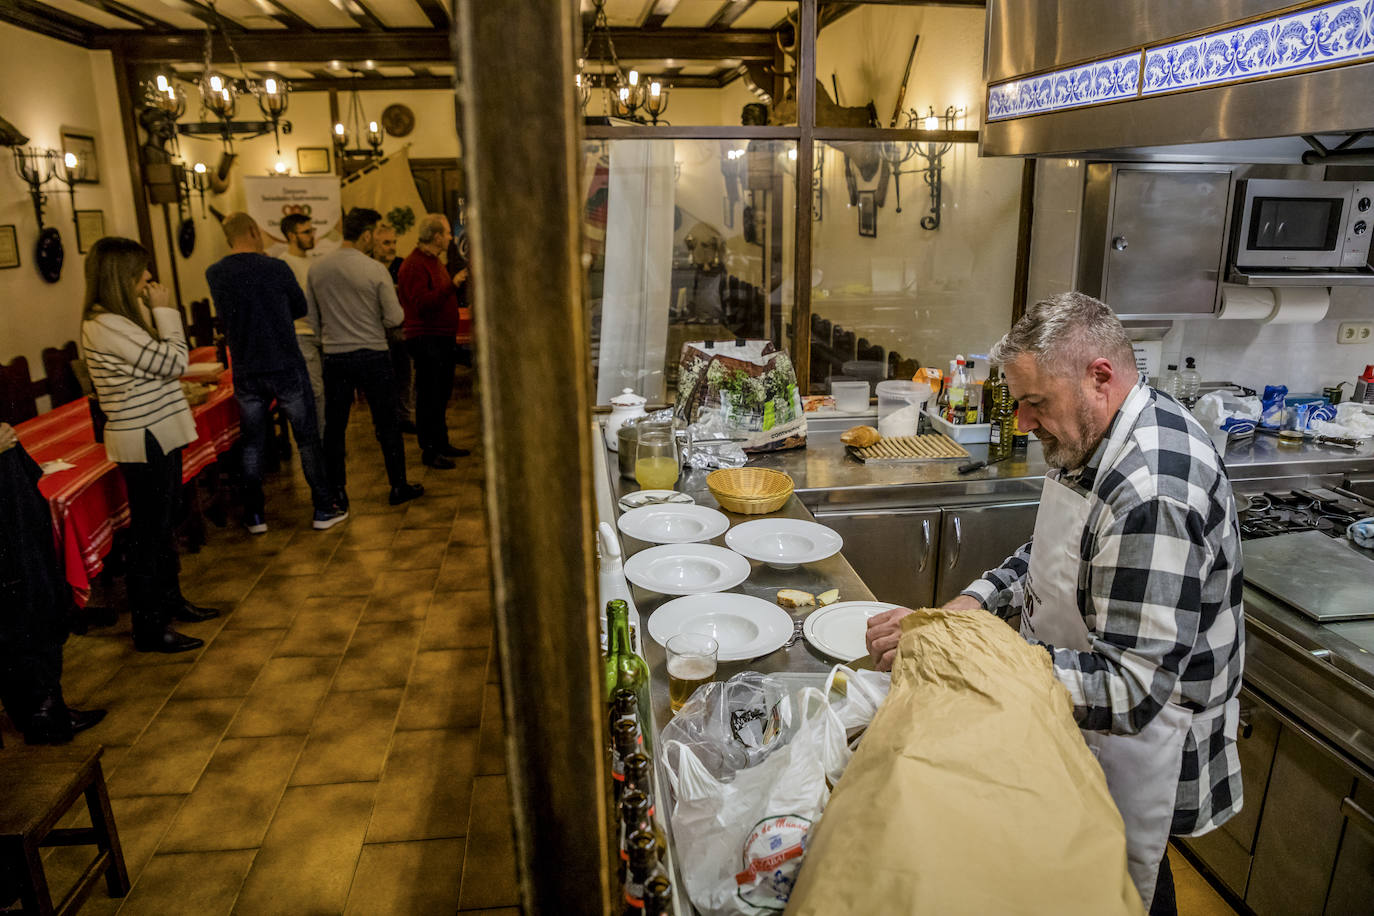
[1238,488,1374,541]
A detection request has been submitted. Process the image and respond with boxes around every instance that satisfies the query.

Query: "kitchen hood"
[981,0,1374,161]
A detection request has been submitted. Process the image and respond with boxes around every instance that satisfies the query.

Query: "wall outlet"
[1337,322,1373,344]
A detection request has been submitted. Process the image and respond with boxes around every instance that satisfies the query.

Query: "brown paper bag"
[785,609,1144,916]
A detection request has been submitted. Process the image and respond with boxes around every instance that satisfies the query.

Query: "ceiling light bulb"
[923,115,939,131]
[194,162,207,174]
[222,88,231,102]
[788,148,797,161]
[334,123,345,136]
[628,70,639,86]
[156,74,169,92]
[575,73,582,87]
[619,87,629,102]
[65,152,77,168]
[166,86,176,100]
[369,121,378,132]
[209,74,223,92]
[274,160,286,173]
[265,78,278,94]
[650,81,661,97]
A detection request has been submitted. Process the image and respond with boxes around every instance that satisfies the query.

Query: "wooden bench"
[0,746,130,916]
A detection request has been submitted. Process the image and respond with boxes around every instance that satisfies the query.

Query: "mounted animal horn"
[776,11,797,55]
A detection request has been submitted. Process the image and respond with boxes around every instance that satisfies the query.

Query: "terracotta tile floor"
[2,391,520,914]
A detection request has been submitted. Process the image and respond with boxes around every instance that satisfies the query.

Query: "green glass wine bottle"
[604,600,650,700]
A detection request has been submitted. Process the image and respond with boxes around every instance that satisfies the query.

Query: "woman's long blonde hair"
[82,237,157,338]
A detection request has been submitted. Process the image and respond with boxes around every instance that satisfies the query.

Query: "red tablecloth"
[14,348,240,605]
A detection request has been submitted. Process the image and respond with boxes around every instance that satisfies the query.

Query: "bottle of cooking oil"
[947,356,968,424]
[964,359,982,425]
[989,379,1014,461]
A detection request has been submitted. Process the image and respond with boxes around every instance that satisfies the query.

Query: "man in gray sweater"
[307,207,423,507]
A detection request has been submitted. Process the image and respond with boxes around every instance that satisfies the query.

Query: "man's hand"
[453,267,469,285]
[865,594,985,671]
[0,423,16,453]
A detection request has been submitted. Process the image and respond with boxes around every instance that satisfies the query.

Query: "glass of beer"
[635,423,680,490]
[666,633,718,712]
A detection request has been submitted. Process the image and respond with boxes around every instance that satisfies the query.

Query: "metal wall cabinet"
[1077,164,1233,319]
[934,502,1039,605]
[1179,689,1282,897]
[1246,725,1358,916]
[817,508,941,608]
[1325,780,1374,915]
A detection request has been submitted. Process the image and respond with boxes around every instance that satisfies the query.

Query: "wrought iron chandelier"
[333,73,385,161]
[578,0,670,124]
[878,105,964,230]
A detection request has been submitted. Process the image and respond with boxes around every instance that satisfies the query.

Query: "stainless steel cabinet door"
[816,509,939,609]
[1104,168,1230,317]
[1325,780,1374,915]
[934,502,1039,606]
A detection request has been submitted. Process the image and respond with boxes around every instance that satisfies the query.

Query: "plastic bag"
[660,672,791,781]
[1260,385,1288,429]
[1310,402,1374,440]
[675,340,807,453]
[662,680,850,916]
[685,407,749,471]
[1191,391,1260,432]
[822,664,891,739]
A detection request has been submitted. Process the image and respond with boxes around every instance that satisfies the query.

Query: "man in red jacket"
[397,213,472,468]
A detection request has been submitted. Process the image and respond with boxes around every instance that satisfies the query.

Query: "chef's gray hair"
[990,292,1135,377]
[416,213,449,244]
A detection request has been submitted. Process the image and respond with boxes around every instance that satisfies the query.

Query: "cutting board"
[1242,530,1374,622]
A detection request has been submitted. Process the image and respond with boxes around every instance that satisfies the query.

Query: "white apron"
[1022,386,1234,910]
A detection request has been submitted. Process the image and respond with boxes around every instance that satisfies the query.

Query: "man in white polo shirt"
[277,212,325,429]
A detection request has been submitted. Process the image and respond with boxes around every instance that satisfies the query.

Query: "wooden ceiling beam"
[255,0,316,31]
[641,0,682,29]
[0,0,95,45]
[412,0,450,29]
[69,0,175,31]
[291,74,452,91]
[707,0,755,29]
[99,29,453,61]
[586,27,775,61]
[820,0,984,6]
[340,0,389,32]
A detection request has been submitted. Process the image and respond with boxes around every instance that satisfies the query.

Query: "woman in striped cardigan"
[81,237,217,653]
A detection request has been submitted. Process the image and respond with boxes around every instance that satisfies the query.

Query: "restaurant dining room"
[4,0,1374,914]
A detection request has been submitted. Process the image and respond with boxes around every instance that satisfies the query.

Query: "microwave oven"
[1232,178,1372,270]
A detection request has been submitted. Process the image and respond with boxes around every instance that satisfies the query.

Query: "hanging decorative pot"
[35,227,63,283]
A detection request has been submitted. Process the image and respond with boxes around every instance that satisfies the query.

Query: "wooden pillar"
[452,1,611,913]
[1012,158,1037,323]
[792,0,817,392]
[112,46,155,255]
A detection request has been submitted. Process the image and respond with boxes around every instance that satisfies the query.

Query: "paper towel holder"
[1228,267,1374,287]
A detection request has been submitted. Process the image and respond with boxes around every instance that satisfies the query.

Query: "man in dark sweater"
[398,213,472,468]
[206,213,347,533]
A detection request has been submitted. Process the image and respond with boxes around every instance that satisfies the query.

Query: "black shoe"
[173,600,221,622]
[336,490,350,514]
[422,451,456,470]
[388,482,425,506]
[22,697,74,745]
[399,419,418,434]
[68,707,107,734]
[438,444,471,458]
[134,628,205,654]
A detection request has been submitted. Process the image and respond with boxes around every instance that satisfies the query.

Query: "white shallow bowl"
[725,518,844,569]
[648,593,794,662]
[617,504,729,545]
[803,600,899,661]
[619,490,695,511]
[624,544,752,596]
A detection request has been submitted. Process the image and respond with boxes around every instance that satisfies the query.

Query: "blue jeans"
[236,367,335,513]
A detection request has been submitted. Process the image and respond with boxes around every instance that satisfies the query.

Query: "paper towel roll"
[1218,285,1276,320]
[1265,286,1330,324]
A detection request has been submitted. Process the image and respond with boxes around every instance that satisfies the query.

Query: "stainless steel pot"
[617,423,639,478]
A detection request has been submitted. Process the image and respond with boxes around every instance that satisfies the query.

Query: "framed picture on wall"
[857,189,877,238]
[0,225,19,269]
[75,210,105,254]
[297,147,331,174]
[61,129,100,184]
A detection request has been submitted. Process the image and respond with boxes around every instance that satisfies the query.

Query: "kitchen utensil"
[1256,427,1363,449]
[617,504,729,544]
[706,467,793,515]
[619,490,695,511]
[846,433,969,463]
[725,518,843,569]
[1242,530,1374,621]
[624,544,751,596]
[617,423,640,478]
[647,593,793,661]
[604,388,647,450]
[802,600,900,661]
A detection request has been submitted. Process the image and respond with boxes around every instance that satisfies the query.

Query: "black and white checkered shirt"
[963,383,1245,836]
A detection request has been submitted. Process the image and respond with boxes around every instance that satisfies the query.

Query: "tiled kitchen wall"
[1027,159,1374,396]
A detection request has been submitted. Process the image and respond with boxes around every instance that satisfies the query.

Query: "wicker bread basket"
[706,467,794,515]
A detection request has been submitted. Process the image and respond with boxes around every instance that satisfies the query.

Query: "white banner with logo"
[242,175,342,255]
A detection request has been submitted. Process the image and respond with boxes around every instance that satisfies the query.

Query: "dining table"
[13,346,240,606]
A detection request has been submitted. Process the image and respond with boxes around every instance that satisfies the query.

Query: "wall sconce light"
[54,151,88,233]
[367,120,383,155]
[186,161,209,218]
[332,122,348,157]
[878,104,966,229]
[12,146,64,281]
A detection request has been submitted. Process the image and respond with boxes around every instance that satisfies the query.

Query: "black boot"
[134,628,204,654]
[22,696,75,745]
[172,599,221,622]
[389,482,425,505]
[69,707,107,734]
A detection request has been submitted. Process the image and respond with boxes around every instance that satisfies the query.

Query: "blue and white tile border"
[987,0,1374,121]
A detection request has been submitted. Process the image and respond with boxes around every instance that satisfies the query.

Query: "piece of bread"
[777,589,815,608]
[840,425,881,448]
[817,588,840,606]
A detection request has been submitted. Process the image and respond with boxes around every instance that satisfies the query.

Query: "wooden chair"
[189,299,216,349]
[0,745,130,916]
[0,355,38,425]
[41,342,83,409]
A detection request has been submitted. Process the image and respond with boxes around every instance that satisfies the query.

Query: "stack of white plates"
[725,518,843,569]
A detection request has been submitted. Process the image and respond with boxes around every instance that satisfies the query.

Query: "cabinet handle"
[917,519,931,573]
[1342,796,1374,840]
[948,516,962,569]
[1112,235,1128,251]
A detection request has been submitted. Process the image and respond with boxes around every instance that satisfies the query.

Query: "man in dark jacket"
[0,423,106,744]
[397,213,472,469]
[206,213,347,534]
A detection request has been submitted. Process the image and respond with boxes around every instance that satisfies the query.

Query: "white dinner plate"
[617,504,729,545]
[803,600,899,661]
[648,593,794,662]
[725,518,844,569]
[624,544,752,596]
[619,490,695,512]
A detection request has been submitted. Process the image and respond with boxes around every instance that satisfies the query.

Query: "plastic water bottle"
[1179,357,1201,404]
[1159,364,1180,399]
